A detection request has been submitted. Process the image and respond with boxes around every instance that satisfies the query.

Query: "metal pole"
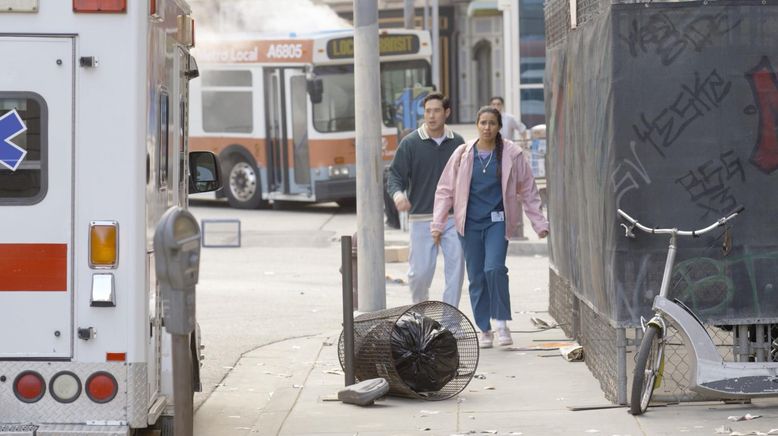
[172,335,193,436]
[431,0,440,90]
[616,327,627,405]
[423,0,429,30]
[498,0,521,117]
[513,0,522,120]
[341,236,356,385]
[404,0,415,29]
[353,0,387,312]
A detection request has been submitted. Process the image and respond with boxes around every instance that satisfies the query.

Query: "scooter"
[618,206,778,415]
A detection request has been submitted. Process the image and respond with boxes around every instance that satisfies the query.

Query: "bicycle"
[617,205,778,415]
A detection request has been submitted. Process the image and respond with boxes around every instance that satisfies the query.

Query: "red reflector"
[14,371,45,403]
[0,244,67,292]
[106,352,126,362]
[73,0,127,13]
[86,372,118,403]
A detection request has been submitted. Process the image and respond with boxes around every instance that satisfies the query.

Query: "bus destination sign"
[327,34,420,59]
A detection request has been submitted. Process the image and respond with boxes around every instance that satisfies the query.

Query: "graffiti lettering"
[675,150,745,219]
[612,141,651,209]
[633,70,731,156]
[620,10,741,66]
[745,56,778,174]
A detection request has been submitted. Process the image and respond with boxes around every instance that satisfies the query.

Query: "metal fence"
[550,269,778,404]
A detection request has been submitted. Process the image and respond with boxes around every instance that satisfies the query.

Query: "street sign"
[0,109,27,171]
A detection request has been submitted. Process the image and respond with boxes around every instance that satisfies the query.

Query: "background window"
[201,69,253,133]
[202,91,253,133]
[0,94,46,203]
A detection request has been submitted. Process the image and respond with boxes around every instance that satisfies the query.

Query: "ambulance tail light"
[89,221,118,269]
[50,371,82,404]
[73,0,127,13]
[149,0,157,16]
[14,371,45,403]
[85,372,118,403]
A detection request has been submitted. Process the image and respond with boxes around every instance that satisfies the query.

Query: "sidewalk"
[192,310,778,435]
[193,244,778,435]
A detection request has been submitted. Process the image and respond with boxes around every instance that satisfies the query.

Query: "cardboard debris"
[530,317,558,329]
[508,341,575,352]
[560,343,584,362]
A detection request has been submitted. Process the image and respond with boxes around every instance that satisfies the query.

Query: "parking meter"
[154,207,201,335]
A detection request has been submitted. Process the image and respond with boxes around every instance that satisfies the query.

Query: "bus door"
[265,68,311,197]
[0,37,74,358]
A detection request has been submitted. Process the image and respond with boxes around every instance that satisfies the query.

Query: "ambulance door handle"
[78,327,97,341]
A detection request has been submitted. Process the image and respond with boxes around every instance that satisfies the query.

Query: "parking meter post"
[154,207,200,436]
[351,232,358,308]
[341,235,356,386]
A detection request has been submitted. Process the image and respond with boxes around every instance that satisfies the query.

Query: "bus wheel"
[223,154,268,209]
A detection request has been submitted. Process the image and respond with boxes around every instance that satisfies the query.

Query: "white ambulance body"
[0,1,204,434]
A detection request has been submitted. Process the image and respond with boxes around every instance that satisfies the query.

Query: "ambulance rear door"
[0,36,74,359]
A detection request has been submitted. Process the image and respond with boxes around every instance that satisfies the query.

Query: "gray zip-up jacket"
[386,124,464,218]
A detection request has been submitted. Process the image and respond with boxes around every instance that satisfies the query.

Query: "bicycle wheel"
[630,323,664,415]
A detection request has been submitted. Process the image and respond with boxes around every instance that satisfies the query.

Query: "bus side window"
[159,92,169,188]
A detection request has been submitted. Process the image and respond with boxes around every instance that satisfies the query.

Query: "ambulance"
[0,1,219,434]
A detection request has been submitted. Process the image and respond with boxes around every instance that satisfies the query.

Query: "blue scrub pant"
[460,221,510,332]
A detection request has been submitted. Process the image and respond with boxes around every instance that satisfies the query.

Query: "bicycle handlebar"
[617,205,744,238]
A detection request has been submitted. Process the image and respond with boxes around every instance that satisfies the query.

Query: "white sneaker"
[479,331,494,349]
[497,327,513,346]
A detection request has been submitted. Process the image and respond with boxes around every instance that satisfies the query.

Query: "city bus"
[189,28,433,209]
[0,1,219,434]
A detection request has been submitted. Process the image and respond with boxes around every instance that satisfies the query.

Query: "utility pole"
[423,0,429,30]
[353,0,386,312]
[499,0,521,117]
[404,0,415,29]
[431,0,440,90]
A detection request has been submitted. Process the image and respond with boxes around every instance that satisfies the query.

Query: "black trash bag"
[390,311,460,393]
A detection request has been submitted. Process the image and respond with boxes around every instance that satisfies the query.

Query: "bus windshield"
[311,60,431,133]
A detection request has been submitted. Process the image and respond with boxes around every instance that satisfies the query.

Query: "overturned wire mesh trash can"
[338,301,478,400]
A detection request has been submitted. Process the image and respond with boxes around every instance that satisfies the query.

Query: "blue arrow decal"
[0,109,28,172]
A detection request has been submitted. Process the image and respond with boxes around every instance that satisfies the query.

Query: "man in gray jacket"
[386,92,465,307]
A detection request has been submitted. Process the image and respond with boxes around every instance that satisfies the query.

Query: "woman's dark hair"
[476,106,504,178]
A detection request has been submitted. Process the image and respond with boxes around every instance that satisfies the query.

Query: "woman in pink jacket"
[431,106,549,349]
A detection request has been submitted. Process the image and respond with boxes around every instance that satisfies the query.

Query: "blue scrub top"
[466,146,503,231]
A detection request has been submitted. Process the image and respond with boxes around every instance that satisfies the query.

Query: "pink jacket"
[431,139,549,239]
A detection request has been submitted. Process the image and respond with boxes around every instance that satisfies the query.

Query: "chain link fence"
[550,269,778,404]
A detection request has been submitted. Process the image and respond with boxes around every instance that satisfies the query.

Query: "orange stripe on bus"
[0,244,67,292]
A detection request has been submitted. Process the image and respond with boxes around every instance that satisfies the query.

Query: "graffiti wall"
[546,0,778,326]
